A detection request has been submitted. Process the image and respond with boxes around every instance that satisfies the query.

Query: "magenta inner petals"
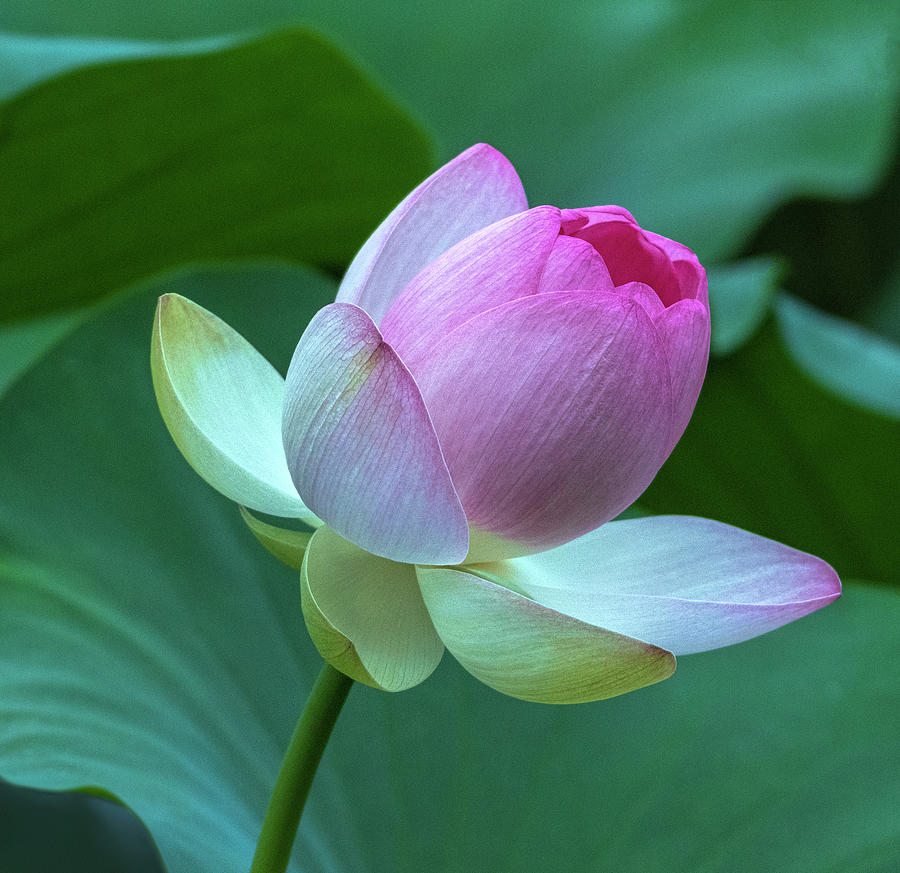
[567,217,681,307]
[673,257,708,306]
[559,205,636,232]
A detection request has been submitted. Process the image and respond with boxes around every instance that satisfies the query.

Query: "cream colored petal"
[302,526,444,692]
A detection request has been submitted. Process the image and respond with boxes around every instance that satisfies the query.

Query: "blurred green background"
[0,2,898,871]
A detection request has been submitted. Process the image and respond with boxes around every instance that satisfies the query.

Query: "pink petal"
[537,235,614,294]
[412,291,674,559]
[560,207,680,306]
[652,298,711,452]
[483,516,841,655]
[379,206,561,370]
[617,281,665,318]
[336,143,528,325]
[560,207,705,307]
[282,303,468,565]
[644,228,709,306]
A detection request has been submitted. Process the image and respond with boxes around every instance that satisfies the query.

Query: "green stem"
[250,662,353,873]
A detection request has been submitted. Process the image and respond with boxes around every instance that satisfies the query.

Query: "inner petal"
[537,235,614,294]
[563,211,682,307]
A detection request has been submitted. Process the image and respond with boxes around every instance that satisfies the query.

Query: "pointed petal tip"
[156,291,188,312]
[336,141,530,323]
[814,562,842,603]
[491,516,845,657]
[417,567,677,704]
[155,293,215,331]
[154,292,175,322]
[465,141,504,157]
[238,505,317,571]
[458,141,515,167]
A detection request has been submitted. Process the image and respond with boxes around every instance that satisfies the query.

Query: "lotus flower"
[151,144,840,703]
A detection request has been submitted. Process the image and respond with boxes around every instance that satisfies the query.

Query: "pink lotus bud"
[153,143,838,702]
[370,198,710,560]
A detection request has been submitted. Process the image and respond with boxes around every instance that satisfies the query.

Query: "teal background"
[0,3,898,870]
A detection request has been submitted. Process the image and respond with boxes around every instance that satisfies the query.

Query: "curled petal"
[644,229,709,306]
[561,207,702,307]
[282,303,468,565]
[416,566,675,703]
[380,206,561,370]
[560,207,680,306]
[303,527,444,691]
[150,294,316,521]
[336,143,528,324]
[472,516,841,656]
[412,291,674,560]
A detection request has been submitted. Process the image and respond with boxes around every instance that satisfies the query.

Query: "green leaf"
[707,257,781,356]
[0,780,166,872]
[775,293,900,418]
[0,28,432,321]
[0,31,233,99]
[7,4,896,262]
[741,136,900,337]
[0,306,85,396]
[858,253,900,343]
[1,262,897,872]
[643,318,900,584]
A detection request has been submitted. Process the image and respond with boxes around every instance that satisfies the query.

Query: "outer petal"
[336,143,528,325]
[282,302,468,565]
[470,516,841,656]
[412,291,674,560]
[303,526,444,692]
[239,506,313,571]
[416,566,675,703]
[379,206,561,370]
[150,294,317,521]
[651,297,711,452]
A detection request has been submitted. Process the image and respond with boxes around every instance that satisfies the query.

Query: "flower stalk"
[249,662,353,873]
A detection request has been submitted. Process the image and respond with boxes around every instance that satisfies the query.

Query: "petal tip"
[154,293,174,325]
[460,141,514,169]
[818,565,843,603]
